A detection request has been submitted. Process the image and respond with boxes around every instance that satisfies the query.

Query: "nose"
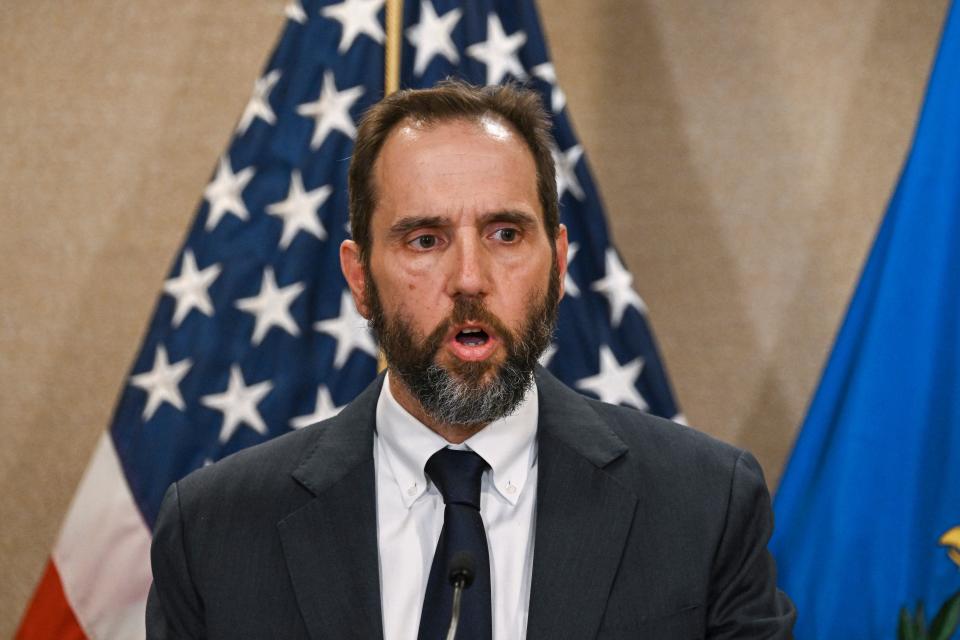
[448,234,491,298]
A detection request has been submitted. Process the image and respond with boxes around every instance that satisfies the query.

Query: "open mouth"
[447,323,498,362]
[455,327,490,347]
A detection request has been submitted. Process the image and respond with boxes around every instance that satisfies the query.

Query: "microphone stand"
[445,551,476,640]
[445,575,467,640]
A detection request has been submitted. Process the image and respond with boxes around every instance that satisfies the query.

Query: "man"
[147,81,795,639]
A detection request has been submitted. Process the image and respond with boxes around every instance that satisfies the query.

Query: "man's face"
[341,116,567,427]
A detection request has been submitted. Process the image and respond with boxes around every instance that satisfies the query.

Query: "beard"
[366,263,560,428]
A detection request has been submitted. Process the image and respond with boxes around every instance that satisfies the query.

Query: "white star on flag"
[553,143,585,201]
[290,385,344,429]
[538,342,558,367]
[466,13,527,86]
[297,71,365,150]
[576,345,647,410]
[234,267,306,346]
[203,156,255,231]
[321,0,386,53]
[314,290,378,369]
[564,242,580,297]
[163,249,222,328]
[129,346,192,421]
[406,1,462,76]
[285,0,307,24]
[266,170,331,249]
[201,365,274,443]
[532,62,566,113]
[237,69,281,135]
[591,248,647,325]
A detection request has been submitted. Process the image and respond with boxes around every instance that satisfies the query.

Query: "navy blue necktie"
[418,448,492,640]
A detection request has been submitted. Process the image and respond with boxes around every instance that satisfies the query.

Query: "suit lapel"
[278,375,386,640]
[526,368,637,640]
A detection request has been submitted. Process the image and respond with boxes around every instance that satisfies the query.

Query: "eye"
[410,234,440,250]
[491,227,520,243]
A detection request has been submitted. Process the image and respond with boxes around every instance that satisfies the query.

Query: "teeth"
[461,328,481,334]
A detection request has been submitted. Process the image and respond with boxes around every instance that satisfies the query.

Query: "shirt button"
[407,483,417,496]
[507,482,518,495]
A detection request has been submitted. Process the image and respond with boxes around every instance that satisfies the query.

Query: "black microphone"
[445,551,476,640]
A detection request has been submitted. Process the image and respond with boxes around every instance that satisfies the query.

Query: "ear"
[555,224,569,300]
[340,239,371,318]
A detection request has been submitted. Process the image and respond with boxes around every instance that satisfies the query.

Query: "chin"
[439,356,503,386]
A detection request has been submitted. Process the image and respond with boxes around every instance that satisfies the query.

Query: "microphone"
[445,551,476,640]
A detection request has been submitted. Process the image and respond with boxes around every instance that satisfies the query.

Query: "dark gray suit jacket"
[147,368,795,638]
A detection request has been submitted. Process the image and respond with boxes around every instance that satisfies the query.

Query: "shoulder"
[592,397,767,503]
[535,365,748,479]
[534,366,764,505]
[164,423,325,527]
[579,396,772,551]
[589,398,747,477]
[180,425,316,494]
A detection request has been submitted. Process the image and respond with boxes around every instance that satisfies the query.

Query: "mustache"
[419,297,515,356]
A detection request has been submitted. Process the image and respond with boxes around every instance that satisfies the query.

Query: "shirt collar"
[375,372,539,508]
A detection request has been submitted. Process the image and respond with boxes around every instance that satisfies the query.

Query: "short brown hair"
[348,80,558,262]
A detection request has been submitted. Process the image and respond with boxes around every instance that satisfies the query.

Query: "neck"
[387,373,488,444]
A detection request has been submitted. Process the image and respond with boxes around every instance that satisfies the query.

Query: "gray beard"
[366,264,559,428]
[404,355,535,428]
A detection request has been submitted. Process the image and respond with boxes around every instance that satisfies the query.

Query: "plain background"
[0,0,950,632]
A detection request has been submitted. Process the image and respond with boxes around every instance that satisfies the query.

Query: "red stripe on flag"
[16,559,87,640]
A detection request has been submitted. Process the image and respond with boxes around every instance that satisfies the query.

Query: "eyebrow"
[387,210,539,240]
[478,210,538,228]
[387,215,449,240]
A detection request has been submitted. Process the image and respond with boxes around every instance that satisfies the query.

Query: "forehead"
[371,116,540,220]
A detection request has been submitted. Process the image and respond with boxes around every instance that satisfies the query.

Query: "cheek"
[392,258,450,303]
[496,253,552,290]
[501,259,554,309]
[385,251,436,280]
[387,289,449,333]
[373,254,435,300]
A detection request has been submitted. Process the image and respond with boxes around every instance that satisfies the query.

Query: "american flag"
[17,0,680,637]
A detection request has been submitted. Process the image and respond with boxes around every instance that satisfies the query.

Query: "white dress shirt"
[374,373,539,640]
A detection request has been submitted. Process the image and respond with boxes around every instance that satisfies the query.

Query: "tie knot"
[425,448,488,510]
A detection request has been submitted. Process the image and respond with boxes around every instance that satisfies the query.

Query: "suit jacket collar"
[279,368,637,640]
[289,371,384,496]
[533,365,628,467]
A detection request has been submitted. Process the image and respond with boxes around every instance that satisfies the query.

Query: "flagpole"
[385,0,403,95]
[379,0,403,373]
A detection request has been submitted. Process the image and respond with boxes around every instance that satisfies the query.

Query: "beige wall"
[0,0,948,632]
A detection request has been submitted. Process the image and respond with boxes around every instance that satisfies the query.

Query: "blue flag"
[771,2,960,637]
[113,0,681,530]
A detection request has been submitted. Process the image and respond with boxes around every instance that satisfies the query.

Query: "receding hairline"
[368,111,544,218]
[375,111,532,156]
